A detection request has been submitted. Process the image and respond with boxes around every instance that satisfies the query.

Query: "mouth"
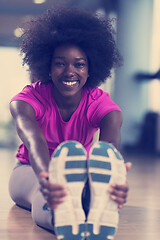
[62,80,79,86]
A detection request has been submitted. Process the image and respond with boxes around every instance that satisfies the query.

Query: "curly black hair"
[20,7,122,88]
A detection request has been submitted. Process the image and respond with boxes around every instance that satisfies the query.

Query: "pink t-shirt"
[11,81,121,164]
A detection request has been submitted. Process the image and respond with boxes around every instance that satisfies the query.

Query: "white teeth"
[63,81,77,86]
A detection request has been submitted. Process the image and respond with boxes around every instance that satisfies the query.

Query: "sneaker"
[49,141,88,240]
[87,141,126,240]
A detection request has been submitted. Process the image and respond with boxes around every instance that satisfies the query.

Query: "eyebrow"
[53,56,87,61]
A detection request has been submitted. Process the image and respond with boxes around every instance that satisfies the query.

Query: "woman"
[9,7,131,240]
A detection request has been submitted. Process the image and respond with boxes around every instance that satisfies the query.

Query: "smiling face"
[51,44,88,99]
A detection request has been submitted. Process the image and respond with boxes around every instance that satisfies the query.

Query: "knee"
[8,172,31,210]
[8,173,19,204]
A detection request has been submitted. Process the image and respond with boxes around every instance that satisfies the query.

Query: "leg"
[31,189,55,232]
[9,162,38,210]
[9,162,54,232]
[87,141,126,240]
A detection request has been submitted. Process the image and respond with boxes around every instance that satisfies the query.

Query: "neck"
[52,86,82,109]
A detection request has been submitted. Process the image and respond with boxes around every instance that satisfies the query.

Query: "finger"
[125,162,132,172]
[110,182,129,192]
[50,204,58,209]
[41,186,68,200]
[118,204,123,209]
[39,178,50,196]
[40,179,66,192]
[110,194,127,205]
[47,196,66,208]
[49,189,68,199]
[39,177,49,189]
[48,182,67,191]
[40,188,50,197]
[49,196,66,204]
[39,171,49,179]
[44,192,66,208]
[45,202,59,210]
[47,202,62,209]
[108,187,128,199]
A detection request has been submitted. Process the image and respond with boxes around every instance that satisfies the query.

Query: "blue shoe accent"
[91,142,123,160]
[56,224,86,240]
[66,173,87,182]
[66,160,87,169]
[87,141,126,240]
[87,224,116,240]
[49,141,87,240]
[90,173,111,183]
[53,141,86,157]
[89,160,111,170]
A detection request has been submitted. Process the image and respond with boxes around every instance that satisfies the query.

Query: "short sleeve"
[87,88,121,128]
[10,82,45,120]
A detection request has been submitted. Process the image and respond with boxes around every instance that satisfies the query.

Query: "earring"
[49,73,52,80]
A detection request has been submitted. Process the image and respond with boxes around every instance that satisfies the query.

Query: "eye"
[54,62,65,67]
[75,62,86,68]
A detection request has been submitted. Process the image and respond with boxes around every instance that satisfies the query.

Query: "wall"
[113,0,154,147]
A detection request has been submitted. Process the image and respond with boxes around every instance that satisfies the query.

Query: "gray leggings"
[9,161,90,233]
[9,161,54,232]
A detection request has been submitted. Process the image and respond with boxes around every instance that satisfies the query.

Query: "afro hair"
[20,7,122,88]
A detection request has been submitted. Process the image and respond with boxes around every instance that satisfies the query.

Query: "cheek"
[81,68,88,77]
[81,71,88,85]
[51,71,58,84]
[51,68,62,79]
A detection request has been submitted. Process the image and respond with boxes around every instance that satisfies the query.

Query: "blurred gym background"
[0,0,160,154]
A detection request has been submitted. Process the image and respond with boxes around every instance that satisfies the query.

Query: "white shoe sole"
[49,141,88,240]
[87,142,126,240]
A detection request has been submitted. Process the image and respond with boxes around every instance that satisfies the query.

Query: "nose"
[64,64,75,77]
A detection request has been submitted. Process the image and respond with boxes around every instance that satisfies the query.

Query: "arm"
[10,100,50,176]
[10,100,67,208]
[99,110,131,208]
[99,110,122,149]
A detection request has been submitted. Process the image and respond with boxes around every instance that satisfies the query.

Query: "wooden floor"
[1,148,160,240]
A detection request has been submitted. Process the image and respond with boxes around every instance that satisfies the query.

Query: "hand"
[39,172,68,209]
[108,162,132,209]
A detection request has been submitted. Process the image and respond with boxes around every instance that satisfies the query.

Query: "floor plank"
[1,149,160,240]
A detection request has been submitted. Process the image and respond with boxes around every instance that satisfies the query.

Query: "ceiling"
[0,0,117,47]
